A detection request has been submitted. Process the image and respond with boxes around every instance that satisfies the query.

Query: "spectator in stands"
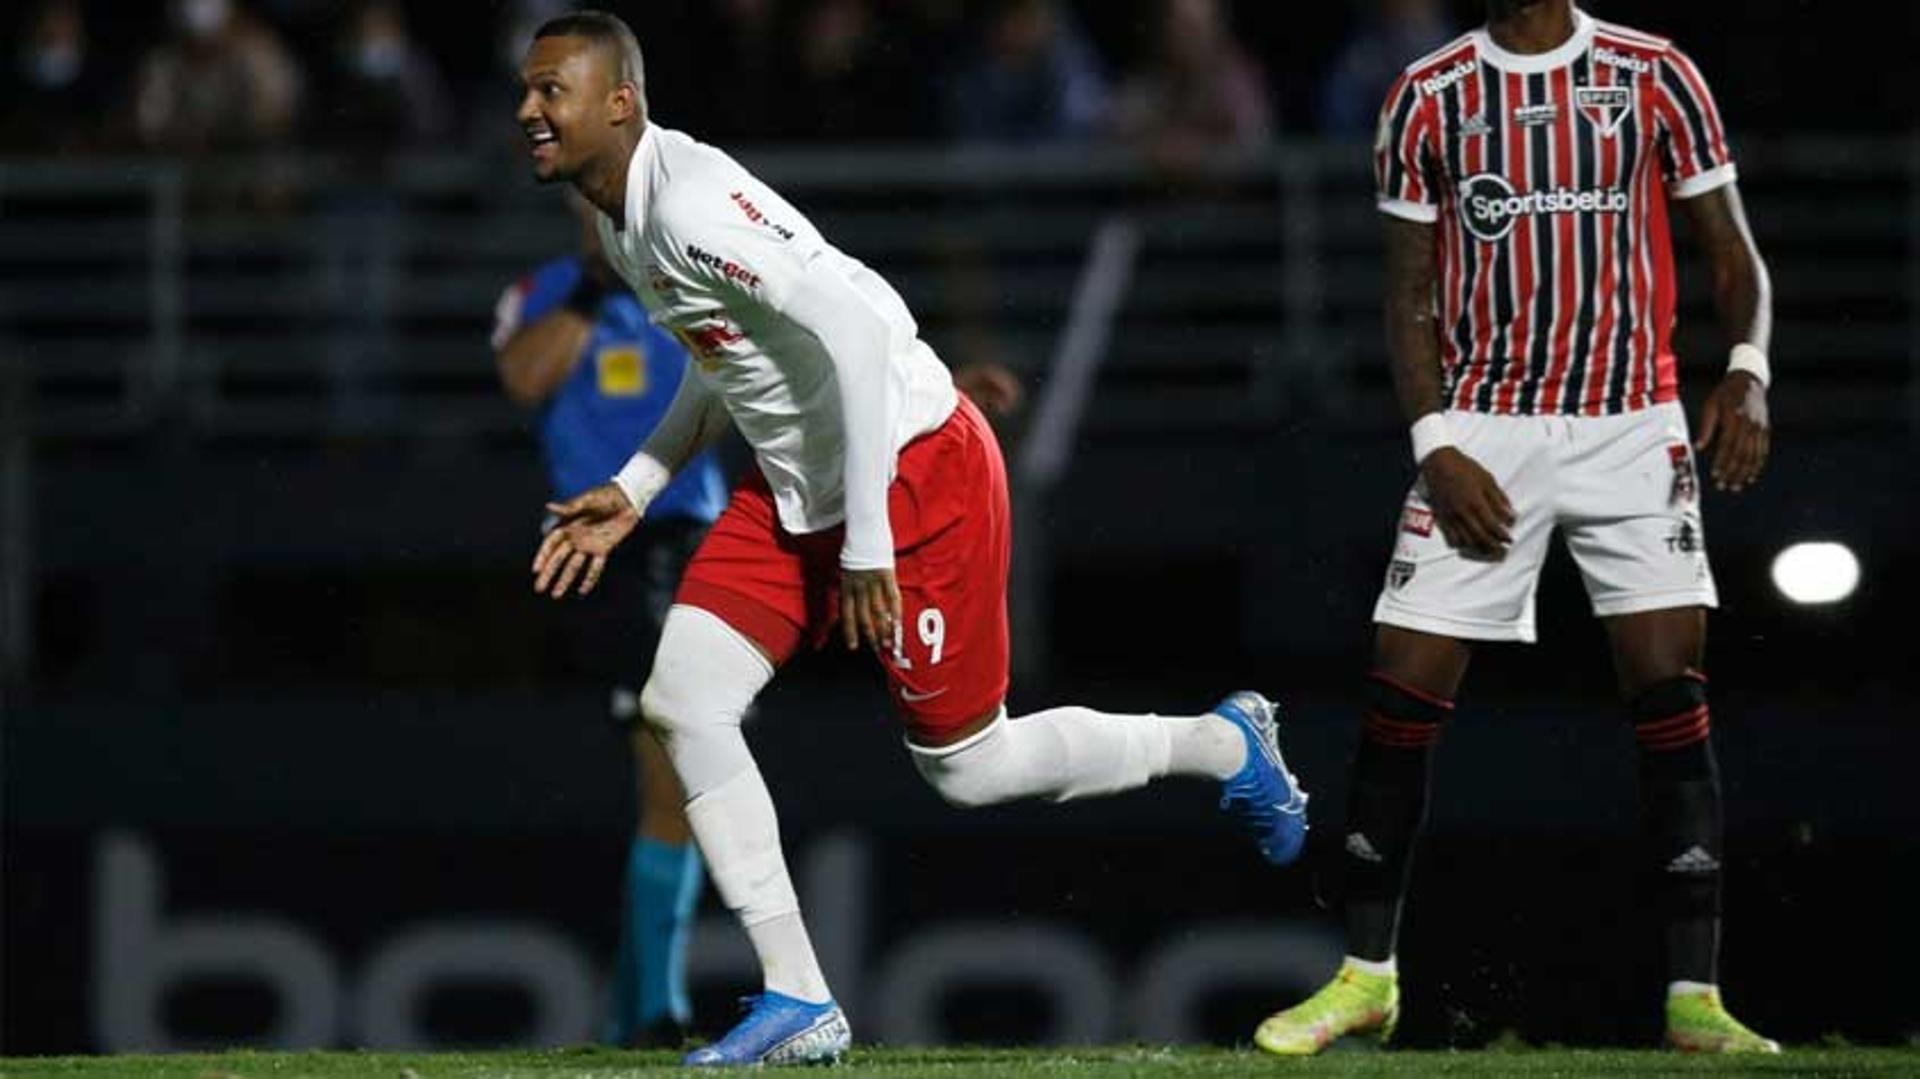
[942,0,1109,145]
[1111,0,1273,177]
[5,0,113,154]
[315,0,452,163]
[773,0,934,143]
[1317,0,1453,136]
[135,0,303,155]
[313,0,453,435]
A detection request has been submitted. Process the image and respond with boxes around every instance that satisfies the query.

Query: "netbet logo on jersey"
[1458,173,1628,243]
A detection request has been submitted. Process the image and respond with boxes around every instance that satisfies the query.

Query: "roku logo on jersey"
[1593,45,1653,74]
[685,243,762,289]
[1417,58,1476,97]
[1458,173,1628,242]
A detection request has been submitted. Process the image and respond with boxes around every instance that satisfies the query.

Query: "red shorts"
[674,396,1011,742]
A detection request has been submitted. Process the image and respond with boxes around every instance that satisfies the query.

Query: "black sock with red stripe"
[1343,672,1453,962]
[1630,671,1722,985]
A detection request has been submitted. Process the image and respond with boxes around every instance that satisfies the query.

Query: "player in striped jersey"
[1256,1,1777,1056]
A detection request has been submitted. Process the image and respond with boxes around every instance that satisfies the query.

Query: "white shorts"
[1373,402,1717,643]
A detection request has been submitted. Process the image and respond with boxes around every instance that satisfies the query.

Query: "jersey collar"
[1473,7,1594,73]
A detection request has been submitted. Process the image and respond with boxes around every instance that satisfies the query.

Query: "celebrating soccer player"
[1253,0,1777,1057]
[513,12,1308,1066]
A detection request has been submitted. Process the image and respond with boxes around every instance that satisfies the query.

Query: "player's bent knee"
[908,713,1020,809]
[1628,671,1713,776]
[913,755,1009,809]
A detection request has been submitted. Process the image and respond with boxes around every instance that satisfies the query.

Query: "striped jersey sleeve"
[1653,45,1736,199]
[1373,71,1439,223]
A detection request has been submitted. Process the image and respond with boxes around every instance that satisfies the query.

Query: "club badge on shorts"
[1388,559,1418,591]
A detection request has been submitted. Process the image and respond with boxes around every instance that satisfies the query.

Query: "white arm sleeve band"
[612,368,725,513]
[1727,343,1771,389]
[780,261,899,571]
[1410,411,1455,465]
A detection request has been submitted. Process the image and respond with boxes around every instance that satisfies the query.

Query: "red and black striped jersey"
[1374,10,1736,416]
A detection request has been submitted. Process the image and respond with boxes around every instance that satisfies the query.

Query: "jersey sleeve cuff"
[1377,197,1440,224]
[1669,162,1738,200]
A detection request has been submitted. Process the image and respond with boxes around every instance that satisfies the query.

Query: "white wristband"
[1727,343,1770,389]
[1410,412,1455,465]
[611,452,671,514]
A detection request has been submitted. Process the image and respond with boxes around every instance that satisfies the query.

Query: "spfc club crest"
[1574,85,1633,136]
[1388,559,1418,591]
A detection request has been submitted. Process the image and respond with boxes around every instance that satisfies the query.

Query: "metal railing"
[2,138,1914,691]
[3,137,1911,444]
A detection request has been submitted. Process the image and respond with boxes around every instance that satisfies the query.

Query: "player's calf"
[1344,672,1452,960]
[1628,671,1721,984]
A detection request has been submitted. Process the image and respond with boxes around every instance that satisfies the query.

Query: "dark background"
[3,0,1916,1057]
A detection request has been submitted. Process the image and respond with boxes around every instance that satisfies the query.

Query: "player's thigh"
[882,399,1011,744]
[1559,403,1718,621]
[672,478,824,667]
[1601,606,1707,699]
[1373,412,1557,643]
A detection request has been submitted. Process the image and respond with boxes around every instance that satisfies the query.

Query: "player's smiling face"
[516,36,611,184]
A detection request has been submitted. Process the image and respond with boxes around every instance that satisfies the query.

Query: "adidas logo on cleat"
[1665,845,1720,874]
[1345,832,1385,864]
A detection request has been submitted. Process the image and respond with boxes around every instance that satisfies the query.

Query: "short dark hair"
[533,10,646,89]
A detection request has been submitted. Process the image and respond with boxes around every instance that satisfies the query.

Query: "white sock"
[1668,980,1717,998]
[683,763,833,1005]
[643,606,831,1003]
[1346,954,1397,977]
[1163,714,1248,779]
[748,913,833,1004]
[909,706,1243,807]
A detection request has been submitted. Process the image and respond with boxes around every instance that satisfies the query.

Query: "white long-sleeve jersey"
[596,123,957,570]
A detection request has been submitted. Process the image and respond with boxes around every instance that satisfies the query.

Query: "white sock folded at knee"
[908,705,1245,808]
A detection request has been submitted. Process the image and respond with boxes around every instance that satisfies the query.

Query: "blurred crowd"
[3,0,1460,162]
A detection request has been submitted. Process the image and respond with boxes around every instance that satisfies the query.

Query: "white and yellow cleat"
[1253,960,1399,1056]
[1665,986,1780,1054]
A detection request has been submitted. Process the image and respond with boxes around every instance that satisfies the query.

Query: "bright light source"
[1770,542,1860,605]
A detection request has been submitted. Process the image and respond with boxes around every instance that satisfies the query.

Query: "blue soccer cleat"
[1213,692,1310,865]
[682,990,851,1067]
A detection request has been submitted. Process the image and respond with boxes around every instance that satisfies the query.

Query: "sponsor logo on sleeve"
[684,243,762,290]
[730,190,795,241]
[1592,45,1653,74]
[1417,58,1477,97]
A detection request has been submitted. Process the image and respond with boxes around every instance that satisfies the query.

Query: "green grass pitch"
[3,1046,1916,1078]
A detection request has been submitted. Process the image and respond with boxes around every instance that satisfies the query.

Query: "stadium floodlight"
[1769,542,1860,605]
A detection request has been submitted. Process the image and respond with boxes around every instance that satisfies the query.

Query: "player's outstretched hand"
[1694,371,1769,493]
[841,567,901,653]
[533,483,640,599]
[1420,447,1516,558]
